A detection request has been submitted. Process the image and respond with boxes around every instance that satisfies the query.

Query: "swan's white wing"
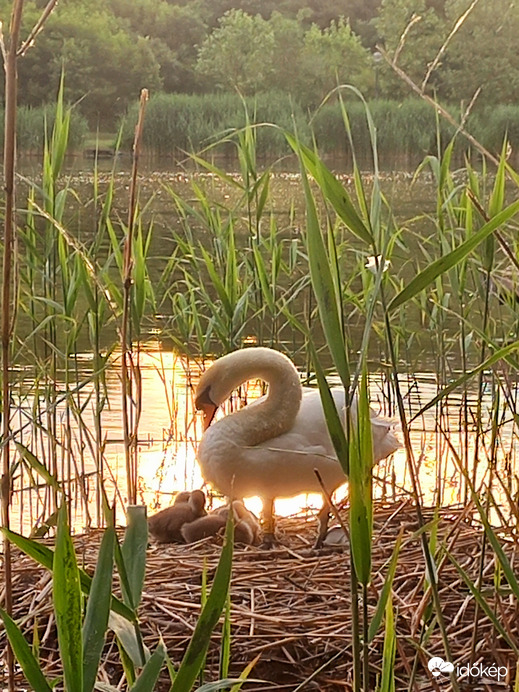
[199,384,399,499]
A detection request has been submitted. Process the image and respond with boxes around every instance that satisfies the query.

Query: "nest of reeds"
[1,499,517,691]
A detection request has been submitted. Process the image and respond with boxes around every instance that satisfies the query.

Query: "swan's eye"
[195,385,215,411]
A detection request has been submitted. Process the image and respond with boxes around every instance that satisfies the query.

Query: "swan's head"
[194,349,260,430]
[195,377,220,431]
[194,347,301,431]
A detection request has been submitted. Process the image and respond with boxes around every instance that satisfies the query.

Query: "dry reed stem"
[0,500,517,691]
[121,88,149,505]
[1,3,25,689]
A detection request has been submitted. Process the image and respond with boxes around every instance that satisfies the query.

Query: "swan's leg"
[314,499,331,549]
[260,497,276,548]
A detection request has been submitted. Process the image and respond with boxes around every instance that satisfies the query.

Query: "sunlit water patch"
[6,345,518,537]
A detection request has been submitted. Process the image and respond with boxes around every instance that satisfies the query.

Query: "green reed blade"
[54,504,83,692]
[170,513,234,692]
[379,596,396,692]
[228,654,262,692]
[0,608,52,692]
[129,642,166,692]
[446,549,519,655]
[197,679,263,692]
[410,338,519,421]
[219,593,231,680]
[368,529,403,642]
[15,443,61,492]
[388,197,519,312]
[120,506,148,611]
[82,527,116,692]
[348,367,373,586]
[285,134,373,245]
[310,342,349,475]
[298,153,349,388]
[1,528,135,622]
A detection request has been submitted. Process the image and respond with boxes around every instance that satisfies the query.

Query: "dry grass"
[1,499,518,691]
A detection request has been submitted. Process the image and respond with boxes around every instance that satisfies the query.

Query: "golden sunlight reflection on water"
[8,344,518,535]
[102,348,501,521]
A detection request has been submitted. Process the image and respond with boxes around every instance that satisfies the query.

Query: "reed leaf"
[120,505,148,610]
[228,655,262,692]
[170,514,234,692]
[285,134,373,245]
[446,549,519,655]
[129,642,166,692]
[388,197,519,312]
[410,338,519,421]
[348,368,373,586]
[0,608,52,692]
[219,594,231,680]
[83,527,116,692]
[310,344,349,475]
[297,151,349,388]
[54,504,83,692]
[15,443,61,492]
[368,529,403,642]
[378,597,396,692]
[1,528,135,621]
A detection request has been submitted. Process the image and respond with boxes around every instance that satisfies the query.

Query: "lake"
[5,153,519,535]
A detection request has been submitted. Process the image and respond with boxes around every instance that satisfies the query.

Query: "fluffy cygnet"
[181,501,261,545]
[148,489,206,543]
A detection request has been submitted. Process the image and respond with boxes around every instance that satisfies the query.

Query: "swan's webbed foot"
[260,531,278,549]
[260,497,277,549]
[313,503,331,550]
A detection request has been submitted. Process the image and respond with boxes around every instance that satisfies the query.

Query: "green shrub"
[0,105,88,151]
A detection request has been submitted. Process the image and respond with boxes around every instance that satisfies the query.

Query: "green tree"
[299,19,374,103]
[0,0,162,126]
[375,0,446,97]
[195,9,276,93]
[442,0,519,106]
[109,0,208,93]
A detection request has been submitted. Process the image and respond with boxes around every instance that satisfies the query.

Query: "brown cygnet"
[181,501,261,545]
[148,489,206,543]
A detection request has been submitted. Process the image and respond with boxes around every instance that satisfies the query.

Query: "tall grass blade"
[285,135,372,244]
[15,443,61,493]
[219,593,231,680]
[120,506,148,610]
[53,504,83,692]
[129,642,166,692]
[388,197,519,312]
[0,608,52,692]
[297,153,349,388]
[378,597,396,692]
[348,368,373,586]
[83,527,116,692]
[368,530,403,642]
[311,344,349,474]
[170,514,234,692]
[446,550,519,654]
[411,338,519,421]
[1,528,135,621]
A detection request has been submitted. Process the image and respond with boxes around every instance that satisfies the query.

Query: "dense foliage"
[0,0,516,128]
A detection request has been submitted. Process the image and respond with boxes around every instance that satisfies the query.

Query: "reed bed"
[1,499,517,691]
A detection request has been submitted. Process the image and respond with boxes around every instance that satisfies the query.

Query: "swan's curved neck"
[210,349,303,446]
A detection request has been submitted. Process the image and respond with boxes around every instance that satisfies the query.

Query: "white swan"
[194,347,400,546]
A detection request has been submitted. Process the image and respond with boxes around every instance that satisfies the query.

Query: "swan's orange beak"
[199,402,218,431]
[195,387,218,431]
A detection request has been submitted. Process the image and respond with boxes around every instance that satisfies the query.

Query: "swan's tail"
[371,416,401,462]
